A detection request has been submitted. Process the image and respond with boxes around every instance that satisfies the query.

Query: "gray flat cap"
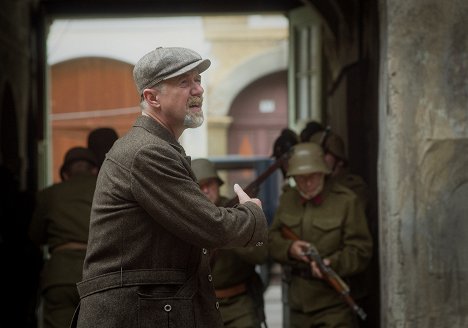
[133,47,211,95]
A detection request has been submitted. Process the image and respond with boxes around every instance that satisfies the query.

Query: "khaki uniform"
[268,179,373,327]
[29,173,97,328]
[213,196,268,328]
[331,170,368,211]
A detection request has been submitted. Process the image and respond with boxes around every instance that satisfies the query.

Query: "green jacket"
[268,179,373,313]
[28,173,97,290]
[331,170,368,210]
[213,196,268,324]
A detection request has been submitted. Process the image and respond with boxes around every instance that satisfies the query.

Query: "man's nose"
[191,83,204,96]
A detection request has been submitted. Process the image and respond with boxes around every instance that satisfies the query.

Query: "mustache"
[188,96,203,107]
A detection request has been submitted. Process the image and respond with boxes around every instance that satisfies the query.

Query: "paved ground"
[264,283,283,328]
[263,263,284,328]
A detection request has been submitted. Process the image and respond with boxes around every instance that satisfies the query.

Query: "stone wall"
[379,0,468,326]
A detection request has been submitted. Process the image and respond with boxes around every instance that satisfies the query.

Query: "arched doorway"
[228,70,288,157]
[50,57,140,182]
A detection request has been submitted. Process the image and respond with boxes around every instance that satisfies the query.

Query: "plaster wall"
[379,0,468,326]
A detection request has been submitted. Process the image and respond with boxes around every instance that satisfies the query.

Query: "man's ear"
[142,89,160,107]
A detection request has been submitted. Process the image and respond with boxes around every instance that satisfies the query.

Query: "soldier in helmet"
[87,127,119,170]
[309,130,369,209]
[29,147,99,328]
[191,158,268,328]
[268,142,373,327]
[271,128,300,193]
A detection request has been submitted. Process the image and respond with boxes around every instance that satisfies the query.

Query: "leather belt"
[52,241,87,253]
[215,282,247,299]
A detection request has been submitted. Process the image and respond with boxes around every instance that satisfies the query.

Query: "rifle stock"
[224,152,291,208]
[280,225,367,321]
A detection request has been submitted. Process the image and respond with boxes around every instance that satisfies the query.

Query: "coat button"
[202,248,208,255]
[215,301,219,309]
[208,274,212,282]
[256,241,263,247]
[164,304,172,312]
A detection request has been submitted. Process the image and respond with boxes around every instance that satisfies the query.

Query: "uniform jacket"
[76,116,268,328]
[331,169,369,210]
[29,173,97,290]
[212,196,268,324]
[268,179,372,313]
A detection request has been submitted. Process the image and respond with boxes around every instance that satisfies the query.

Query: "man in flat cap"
[74,47,268,328]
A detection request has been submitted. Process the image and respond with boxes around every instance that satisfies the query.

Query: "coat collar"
[133,115,188,158]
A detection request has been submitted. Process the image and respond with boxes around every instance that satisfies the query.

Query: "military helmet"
[59,147,98,180]
[61,147,98,169]
[272,128,299,159]
[299,120,324,142]
[191,158,224,186]
[87,127,119,168]
[309,130,347,161]
[287,142,331,177]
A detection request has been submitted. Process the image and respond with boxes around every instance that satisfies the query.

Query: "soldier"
[87,127,119,170]
[191,158,268,328]
[271,128,300,194]
[29,147,99,328]
[309,130,369,209]
[268,142,373,327]
[299,120,325,142]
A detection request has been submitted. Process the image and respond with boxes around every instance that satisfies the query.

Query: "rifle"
[280,225,367,321]
[224,151,291,208]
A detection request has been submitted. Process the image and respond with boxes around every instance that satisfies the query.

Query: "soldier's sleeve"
[268,198,294,264]
[327,192,373,277]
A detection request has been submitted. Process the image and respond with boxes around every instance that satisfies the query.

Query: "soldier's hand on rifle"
[310,258,331,279]
[234,184,262,209]
[288,240,311,263]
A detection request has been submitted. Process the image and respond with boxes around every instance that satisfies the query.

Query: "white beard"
[184,111,204,128]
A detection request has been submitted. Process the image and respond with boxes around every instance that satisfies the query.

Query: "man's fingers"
[234,184,250,203]
[234,184,263,208]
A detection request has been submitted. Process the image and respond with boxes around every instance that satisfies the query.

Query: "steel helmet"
[59,146,98,180]
[272,128,299,159]
[309,130,347,161]
[287,142,331,177]
[191,158,224,186]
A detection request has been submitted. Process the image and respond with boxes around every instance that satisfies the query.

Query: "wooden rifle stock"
[280,225,367,321]
[224,152,290,208]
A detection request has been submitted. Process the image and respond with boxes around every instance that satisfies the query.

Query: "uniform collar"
[298,178,332,206]
[300,193,324,206]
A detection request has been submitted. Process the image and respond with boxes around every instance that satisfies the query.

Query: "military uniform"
[29,173,97,328]
[212,197,268,328]
[268,179,373,327]
[331,170,368,210]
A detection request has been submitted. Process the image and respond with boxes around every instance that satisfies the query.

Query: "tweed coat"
[268,179,372,314]
[76,116,268,328]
